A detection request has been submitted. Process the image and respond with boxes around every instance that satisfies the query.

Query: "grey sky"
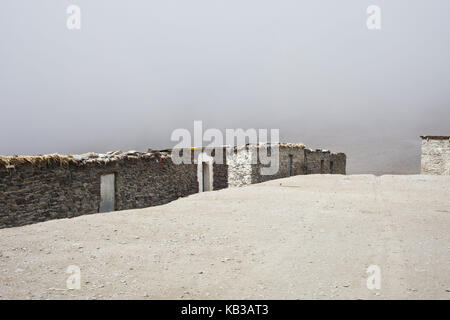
[1,0,449,173]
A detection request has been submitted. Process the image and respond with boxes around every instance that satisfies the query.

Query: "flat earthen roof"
[420,136,450,140]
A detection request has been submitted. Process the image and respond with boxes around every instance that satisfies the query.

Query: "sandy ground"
[0,174,449,300]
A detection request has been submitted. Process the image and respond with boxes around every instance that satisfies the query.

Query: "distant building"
[420,136,450,175]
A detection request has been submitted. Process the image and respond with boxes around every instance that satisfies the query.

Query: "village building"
[0,143,346,228]
[420,136,450,175]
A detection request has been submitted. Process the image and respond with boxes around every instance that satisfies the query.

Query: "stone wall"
[0,152,198,228]
[421,136,450,175]
[251,144,306,184]
[304,149,330,174]
[225,144,346,187]
[192,147,229,191]
[330,153,346,174]
[210,148,229,191]
[304,149,346,175]
[1,144,346,228]
[226,146,253,187]
[0,164,97,228]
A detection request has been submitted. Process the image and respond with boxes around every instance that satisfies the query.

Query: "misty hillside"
[300,136,421,175]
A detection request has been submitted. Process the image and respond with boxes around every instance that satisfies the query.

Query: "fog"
[1,0,449,173]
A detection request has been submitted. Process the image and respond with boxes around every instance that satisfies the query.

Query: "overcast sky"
[0,1,449,173]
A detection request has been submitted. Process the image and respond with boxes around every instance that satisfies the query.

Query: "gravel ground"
[0,174,449,300]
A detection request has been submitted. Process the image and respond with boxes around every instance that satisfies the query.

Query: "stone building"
[0,143,346,228]
[420,136,450,175]
[223,143,345,187]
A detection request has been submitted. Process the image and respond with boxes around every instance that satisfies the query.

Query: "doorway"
[288,154,293,176]
[202,162,211,192]
[197,152,213,192]
[100,173,115,212]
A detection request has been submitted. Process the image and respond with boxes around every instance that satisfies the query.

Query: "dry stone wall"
[330,153,346,174]
[421,136,450,175]
[0,151,198,228]
[1,144,346,228]
[210,149,229,191]
[226,146,254,187]
[304,149,346,175]
[251,144,306,184]
[229,144,346,186]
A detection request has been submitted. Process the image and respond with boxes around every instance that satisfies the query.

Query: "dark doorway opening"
[288,154,293,176]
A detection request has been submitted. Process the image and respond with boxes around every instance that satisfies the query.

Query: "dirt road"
[1,174,449,299]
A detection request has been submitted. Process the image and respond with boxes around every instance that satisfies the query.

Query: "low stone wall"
[0,152,198,228]
[210,149,229,191]
[1,164,96,227]
[225,144,346,187]
[1,144,346,228]
[331,153,346,174]
[226,146,253,187]
[421,136,450,175]
[304,149,346,175]
[251,144,306,184]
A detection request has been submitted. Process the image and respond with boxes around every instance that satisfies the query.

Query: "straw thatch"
[0,150,172,169]
[0,154,78,169]
[0,143,308,169]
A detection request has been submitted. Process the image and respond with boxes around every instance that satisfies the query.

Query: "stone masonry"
[227,144,346,186]
[421,136,450,175]
[1,143,346,228]
[0,150,198,228]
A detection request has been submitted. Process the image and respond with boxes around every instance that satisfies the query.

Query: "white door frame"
[197,152,214,192]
